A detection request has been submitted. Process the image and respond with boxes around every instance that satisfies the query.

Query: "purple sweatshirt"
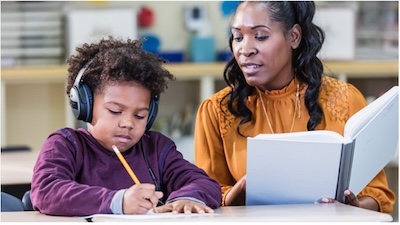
[30,128,221,216]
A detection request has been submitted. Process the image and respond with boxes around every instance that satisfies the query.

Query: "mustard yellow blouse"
[194,76,395,213]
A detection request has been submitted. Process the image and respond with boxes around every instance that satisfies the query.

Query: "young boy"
[30,37,222,216]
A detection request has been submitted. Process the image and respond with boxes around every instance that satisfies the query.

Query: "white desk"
[1,211,85,222]
[0,151,396,222]
[1,151,39,185]
[88,204,392,222]
[2,204,390,222]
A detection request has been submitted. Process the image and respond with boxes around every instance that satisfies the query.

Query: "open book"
[246,86,399,205]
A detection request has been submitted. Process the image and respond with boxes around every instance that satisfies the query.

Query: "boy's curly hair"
[66,36,175,97]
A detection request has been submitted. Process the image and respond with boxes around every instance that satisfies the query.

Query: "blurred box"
[314,7,356,60]
[66,8,138,56]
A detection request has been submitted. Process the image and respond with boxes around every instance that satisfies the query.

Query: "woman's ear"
[290,24,302,49]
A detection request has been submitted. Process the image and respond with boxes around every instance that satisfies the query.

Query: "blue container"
[217,50,233,62]
[158,51,185,63]
[190,36,216,62]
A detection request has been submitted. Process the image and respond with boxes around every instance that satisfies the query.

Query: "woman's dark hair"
[223,1,325,136]
[66,36,175,97]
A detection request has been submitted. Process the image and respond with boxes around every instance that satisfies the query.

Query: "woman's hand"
[224,175,247,206]
[344,189,380,211]
[155,199,214,214]
[319,189,379,211]
[123,183,164,214]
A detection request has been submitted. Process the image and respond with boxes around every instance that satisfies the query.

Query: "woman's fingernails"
[321,197,329,203]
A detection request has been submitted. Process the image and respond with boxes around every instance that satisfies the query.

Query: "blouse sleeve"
[347,84,396,213]
[194,99,235,205]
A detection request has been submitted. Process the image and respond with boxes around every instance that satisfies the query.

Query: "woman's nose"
[239,41,258,57]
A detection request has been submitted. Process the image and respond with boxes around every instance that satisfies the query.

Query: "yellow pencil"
[112,145,141,184]
[112,145,159,213]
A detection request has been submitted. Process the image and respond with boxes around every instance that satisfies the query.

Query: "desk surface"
[1,211,85,222]
[1,151,39,185]
[0,204,393,222]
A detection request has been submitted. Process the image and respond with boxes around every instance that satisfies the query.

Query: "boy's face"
[87,81,152,152]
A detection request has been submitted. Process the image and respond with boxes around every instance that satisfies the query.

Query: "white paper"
[85,211,216,221]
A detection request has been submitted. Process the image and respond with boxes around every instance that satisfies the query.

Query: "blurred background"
[1,1,398,66]
[1,1,398,219]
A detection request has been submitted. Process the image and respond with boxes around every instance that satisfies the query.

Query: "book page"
[345,86,399,138]
[347,86,399,196]
[253,130,345,143]
[246,138,344,205]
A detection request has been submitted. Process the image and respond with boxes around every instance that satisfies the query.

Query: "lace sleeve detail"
[318,76,350,124]
[211,87,236,137]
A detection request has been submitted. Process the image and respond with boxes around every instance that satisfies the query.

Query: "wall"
[66,1,233,55]
[137,1,232,52]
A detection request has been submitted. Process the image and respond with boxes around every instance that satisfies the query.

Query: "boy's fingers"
[155,204,173,213]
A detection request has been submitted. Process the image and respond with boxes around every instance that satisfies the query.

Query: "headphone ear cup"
[77,83,93,122]
[69,59,94,123]
[146,95,159,131]
[69,82,93,123]
[69,86,81,120]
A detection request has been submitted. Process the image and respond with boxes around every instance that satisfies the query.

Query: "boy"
[30,37,221,216]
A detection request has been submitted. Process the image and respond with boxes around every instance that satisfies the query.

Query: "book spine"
[335,141,355,203]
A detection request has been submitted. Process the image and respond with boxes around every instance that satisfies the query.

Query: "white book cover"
[246,86,398,205]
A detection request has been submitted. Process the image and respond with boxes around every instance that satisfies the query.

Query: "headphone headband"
[74,59,94,87]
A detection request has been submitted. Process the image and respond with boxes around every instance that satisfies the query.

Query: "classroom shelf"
[1,60,398,153]
[1,60,398,82]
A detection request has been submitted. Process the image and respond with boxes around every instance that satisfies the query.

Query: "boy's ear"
[290,24,302,49]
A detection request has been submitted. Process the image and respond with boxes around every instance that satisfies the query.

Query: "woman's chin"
[245,77,264,88]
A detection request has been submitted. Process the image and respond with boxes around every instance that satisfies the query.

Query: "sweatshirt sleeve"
[30,132,117,216]
[160,139,222,208]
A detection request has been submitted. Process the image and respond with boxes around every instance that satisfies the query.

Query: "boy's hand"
[155,199,214,214]
[123,183,163,214]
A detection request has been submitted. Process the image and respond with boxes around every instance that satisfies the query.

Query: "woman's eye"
[233,36,243,42]
[256,36,268,41]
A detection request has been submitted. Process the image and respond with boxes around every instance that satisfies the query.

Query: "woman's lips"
[241,64,262,75]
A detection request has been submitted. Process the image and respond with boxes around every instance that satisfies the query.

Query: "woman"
[194,1,395,213]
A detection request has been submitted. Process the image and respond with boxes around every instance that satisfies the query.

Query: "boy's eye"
[108,109,121,115]
[135,115,145,120]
